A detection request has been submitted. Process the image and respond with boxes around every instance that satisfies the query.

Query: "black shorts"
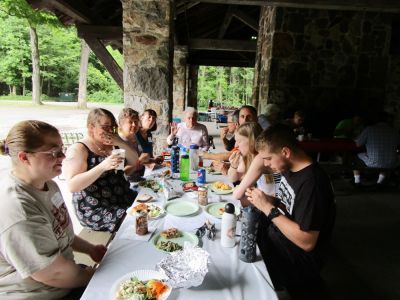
[352,155,367,169]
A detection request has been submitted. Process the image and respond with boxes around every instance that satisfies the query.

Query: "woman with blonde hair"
[0,120,106,299]
[63,108,139,232]
[228,122,263,184]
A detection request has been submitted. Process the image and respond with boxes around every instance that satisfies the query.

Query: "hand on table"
[89,244,108,263]
[212,160,229,175]
[245,187,273,214]
[138,153,151,165]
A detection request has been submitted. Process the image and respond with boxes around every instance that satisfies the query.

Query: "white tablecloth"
[81,172,278,300]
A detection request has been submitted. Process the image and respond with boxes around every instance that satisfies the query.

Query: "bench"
[61,132,84,147]
[73,229,114,267]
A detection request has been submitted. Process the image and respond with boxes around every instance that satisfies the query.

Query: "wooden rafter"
[77,25,122,40]
[84,38,123,89]
[189,38,256,51]
[232,10,258,32]
[177,0,400,12]
[189,57,254,67]
[177,1,201,14]
[218,6,235,39]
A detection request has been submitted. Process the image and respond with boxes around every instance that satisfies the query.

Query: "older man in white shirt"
[167,107,210,151]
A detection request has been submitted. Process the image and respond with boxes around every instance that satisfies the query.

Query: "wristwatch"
[267,207,281,222]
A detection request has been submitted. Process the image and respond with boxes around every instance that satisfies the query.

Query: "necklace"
[93,140,110,156]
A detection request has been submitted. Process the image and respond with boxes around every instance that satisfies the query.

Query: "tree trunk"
[22,76,26,96]
[47,80,51,96]
[29,26,42,105]
[77,39,90,109]
[11,86,16,95]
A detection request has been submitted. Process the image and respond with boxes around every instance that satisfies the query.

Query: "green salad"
[156,241,183,252]
[116,277,168,300]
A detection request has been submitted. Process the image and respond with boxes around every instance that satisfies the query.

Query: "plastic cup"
[297,134,304,142]
[111,148,126,170]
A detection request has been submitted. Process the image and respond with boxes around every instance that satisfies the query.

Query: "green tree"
[1,0,60,104]
[0,14,30,95]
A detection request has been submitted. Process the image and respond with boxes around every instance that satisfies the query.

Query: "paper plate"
[204,202,240,219]
[152,231,199,253]
[164,200,200,217]
[111,269,171,300]
[129,203,166,219]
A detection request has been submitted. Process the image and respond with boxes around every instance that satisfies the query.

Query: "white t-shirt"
[0,171,75,299]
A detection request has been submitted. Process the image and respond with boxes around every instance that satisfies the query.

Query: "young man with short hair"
[245,124,335,293]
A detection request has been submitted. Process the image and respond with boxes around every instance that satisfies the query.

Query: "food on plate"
[156,241,183,252]
[138,180,160,191]
[218,207,225,215]
[136,194,154,203]
[182,182,198,192]
[212,181,232,191]
[131,203,164,219]
[115,276,168,300]
[162,161,171,168]
[160,228,182,239]
[132,203,149,213]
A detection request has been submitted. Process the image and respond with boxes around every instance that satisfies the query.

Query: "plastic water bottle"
[189,144,199,172]
[221,203,237,248]
[239,205,261,262]
[180,153,190,181]
[170,146,180,175]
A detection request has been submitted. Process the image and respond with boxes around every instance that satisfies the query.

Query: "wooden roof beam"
[27,0,90,23]
[232,10,258,32]
[84,38,123,89]
[177,1,201,14]
[189,38,256,51]
[178,0,400,12]
[218,6,235,39]
[77,25,122,40]
[189,57,255,67]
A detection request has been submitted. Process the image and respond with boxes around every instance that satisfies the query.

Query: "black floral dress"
[72,142,137,232]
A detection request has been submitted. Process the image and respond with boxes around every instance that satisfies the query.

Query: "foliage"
[0,9,123,102]
[197,66,254,110]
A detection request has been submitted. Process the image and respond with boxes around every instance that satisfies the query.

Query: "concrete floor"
[320,177,400,300]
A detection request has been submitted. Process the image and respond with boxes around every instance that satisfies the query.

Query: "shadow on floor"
[320,177,400,300]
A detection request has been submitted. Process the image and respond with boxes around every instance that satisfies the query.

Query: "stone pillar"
[173,46,188,120]
[252,6,276,113]
[122,0,173,155]
[187,64,199,108]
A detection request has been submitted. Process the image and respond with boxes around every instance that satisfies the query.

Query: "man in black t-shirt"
[245,124,335,292]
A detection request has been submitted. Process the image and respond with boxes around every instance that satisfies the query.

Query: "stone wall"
[254,7,394,136]
[173,46,187,120]
[386,55,400,129]
[122,0,172,154]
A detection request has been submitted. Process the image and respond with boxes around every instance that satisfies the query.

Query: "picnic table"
[81,169,278,300]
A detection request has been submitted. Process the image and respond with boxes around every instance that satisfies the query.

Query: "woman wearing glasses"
[0,120,107,299]
[63,108,139,232]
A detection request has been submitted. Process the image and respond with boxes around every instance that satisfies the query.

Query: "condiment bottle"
[197,186,208,206]
[221,203,236,248]
[135,209,148,235]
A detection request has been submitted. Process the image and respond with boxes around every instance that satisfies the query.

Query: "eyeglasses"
[30,147,67,158]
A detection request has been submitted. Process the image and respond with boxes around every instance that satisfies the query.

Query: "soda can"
[197,168,206,186]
